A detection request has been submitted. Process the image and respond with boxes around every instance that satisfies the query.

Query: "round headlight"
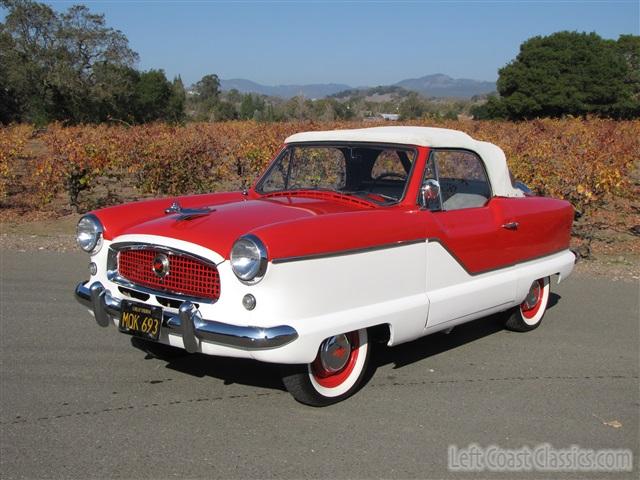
[230,235,267,283]
[76,214,103,253]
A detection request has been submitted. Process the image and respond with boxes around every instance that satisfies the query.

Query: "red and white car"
[75,126,577,406]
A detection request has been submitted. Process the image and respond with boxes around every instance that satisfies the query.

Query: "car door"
[420,149,517,328]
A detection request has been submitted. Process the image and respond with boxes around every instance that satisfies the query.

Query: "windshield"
[257,144,416,204]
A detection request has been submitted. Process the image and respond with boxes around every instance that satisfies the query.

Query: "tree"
[132,69,175,123]
[91,63,139,122]
[0,0,140,123]
[470,94,507,120]
[399,92,426,119]
[189,73,221,119]
[0,30,22,122]
[284,96,312,120]
[226,88,242,104]
[194,74,220,102]
[616,34,640,116]
[167,75,186,122]
[213,100,237,121]
[239,93,265,120]
[1,0,62,123]
[480,31,638,119]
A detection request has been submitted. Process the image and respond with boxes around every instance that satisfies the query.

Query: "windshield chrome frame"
[254,141,419,206]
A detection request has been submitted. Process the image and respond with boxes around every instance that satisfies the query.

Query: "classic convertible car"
[75,126,577,406]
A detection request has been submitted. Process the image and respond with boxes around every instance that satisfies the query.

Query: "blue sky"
[10,1,640,86]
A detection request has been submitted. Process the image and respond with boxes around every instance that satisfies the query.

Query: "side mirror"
[420,179,440,209]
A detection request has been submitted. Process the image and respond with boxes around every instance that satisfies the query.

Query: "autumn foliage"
[0,124,32,199]
[1,119,638,224]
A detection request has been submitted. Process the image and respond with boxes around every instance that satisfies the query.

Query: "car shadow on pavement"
[371,313,506,372]
[130,337,286,391]
[548,291,561,309]
[129,292,562,393]
[371,291,561,372]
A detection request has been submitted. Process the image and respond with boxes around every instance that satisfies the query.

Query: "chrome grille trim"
[108,242,220,304]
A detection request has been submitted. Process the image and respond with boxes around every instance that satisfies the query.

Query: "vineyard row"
[1,119,638,218]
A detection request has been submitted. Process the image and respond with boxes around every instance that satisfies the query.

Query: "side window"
[433,150,491,210]
[371,150,408,179]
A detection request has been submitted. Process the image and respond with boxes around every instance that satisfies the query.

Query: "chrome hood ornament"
[164,200,214,220]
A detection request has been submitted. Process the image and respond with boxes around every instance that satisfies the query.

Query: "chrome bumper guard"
[74,281,298,353]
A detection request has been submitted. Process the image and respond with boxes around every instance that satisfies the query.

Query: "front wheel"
[281,329,370,406]
[504,277,550,332]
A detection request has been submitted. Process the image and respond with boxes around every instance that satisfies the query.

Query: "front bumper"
[74,281,298,353]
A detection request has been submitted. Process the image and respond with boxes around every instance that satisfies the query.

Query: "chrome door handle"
[502,221,519,230]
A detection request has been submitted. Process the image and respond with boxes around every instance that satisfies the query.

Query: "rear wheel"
[281,329,370,406]
[504,277,550,332]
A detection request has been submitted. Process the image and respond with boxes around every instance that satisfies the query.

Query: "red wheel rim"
[311,332,360,389]
[521,279,544,319]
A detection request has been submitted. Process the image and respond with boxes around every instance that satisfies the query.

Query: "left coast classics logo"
[152,253,170,278]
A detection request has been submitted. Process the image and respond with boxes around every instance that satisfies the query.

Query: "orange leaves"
[431,118,639,215]
[0,124,33,199]
[2,118,638,218]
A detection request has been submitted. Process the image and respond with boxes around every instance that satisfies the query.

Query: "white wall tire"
[504,277,550,332]
[281,329,370,406]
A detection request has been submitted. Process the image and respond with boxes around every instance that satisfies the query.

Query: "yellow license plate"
[119,300,162,341]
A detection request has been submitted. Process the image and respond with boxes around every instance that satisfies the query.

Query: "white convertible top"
[285,126,523,198]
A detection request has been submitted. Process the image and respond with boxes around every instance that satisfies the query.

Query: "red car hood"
[110,196,368,257]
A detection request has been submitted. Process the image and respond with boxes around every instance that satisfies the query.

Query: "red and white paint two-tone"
[74,126,577,406]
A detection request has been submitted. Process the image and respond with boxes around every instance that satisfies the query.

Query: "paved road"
[1,251,638,479]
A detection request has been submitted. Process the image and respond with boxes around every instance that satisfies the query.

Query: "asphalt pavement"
[1,251,638,479]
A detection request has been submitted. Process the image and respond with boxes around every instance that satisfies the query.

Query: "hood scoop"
[164,201,214,220]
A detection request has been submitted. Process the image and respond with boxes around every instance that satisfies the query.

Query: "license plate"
[119,300,162,341]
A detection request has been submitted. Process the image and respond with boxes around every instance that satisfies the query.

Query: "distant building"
[380,113,400,121]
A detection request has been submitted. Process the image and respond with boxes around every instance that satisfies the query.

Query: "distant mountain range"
[394,74,496,99]
[219,79,351,100]
[219,74,495,99]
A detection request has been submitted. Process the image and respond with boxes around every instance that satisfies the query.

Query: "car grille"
[117,248,220,301]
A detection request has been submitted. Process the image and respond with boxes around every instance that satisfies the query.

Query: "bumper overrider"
[74,281,298,353]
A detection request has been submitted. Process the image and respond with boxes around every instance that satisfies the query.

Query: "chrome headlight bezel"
[230,234,268,284]
[76,214,104,254]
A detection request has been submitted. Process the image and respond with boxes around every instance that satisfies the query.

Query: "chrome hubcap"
[522,281,541,310]
[319,334,352,373]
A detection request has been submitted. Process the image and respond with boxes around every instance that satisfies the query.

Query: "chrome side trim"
[75,281,298,351]
[271,238,427,264]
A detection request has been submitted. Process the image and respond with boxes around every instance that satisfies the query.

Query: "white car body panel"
[84,232,575,365]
